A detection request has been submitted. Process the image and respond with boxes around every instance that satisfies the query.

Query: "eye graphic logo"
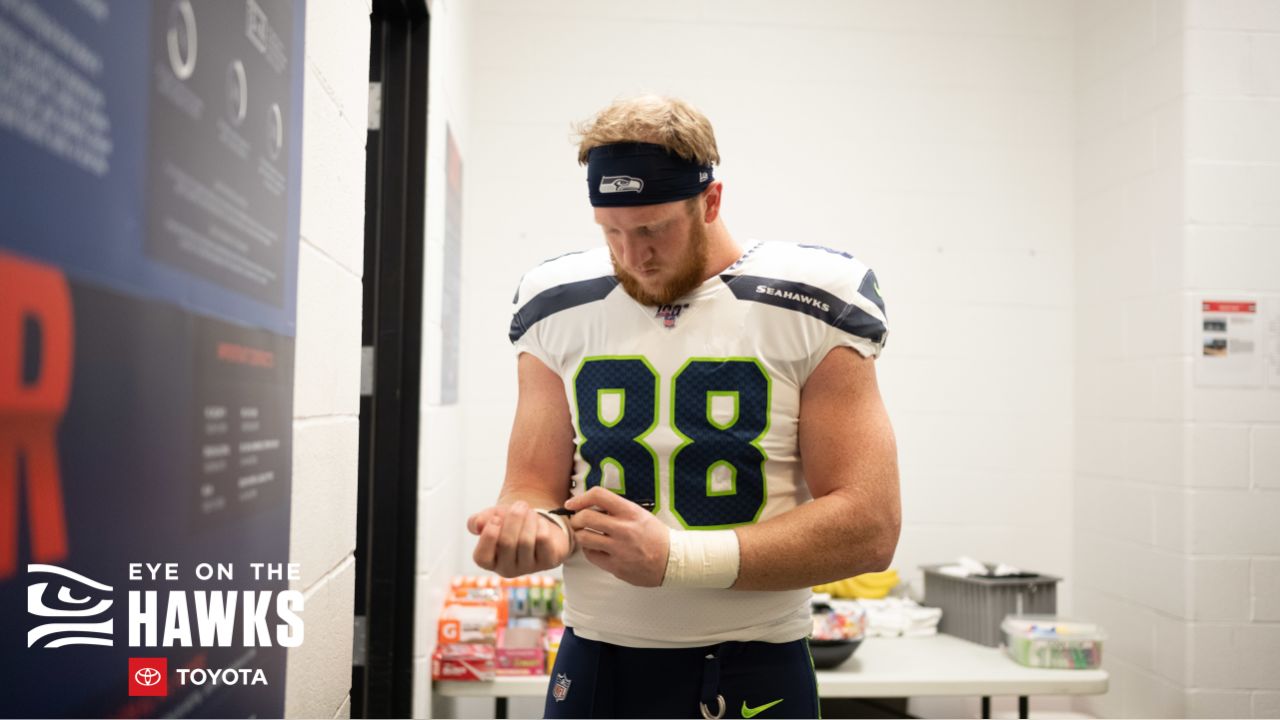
[27,564,114,648]
[128,657,168,697]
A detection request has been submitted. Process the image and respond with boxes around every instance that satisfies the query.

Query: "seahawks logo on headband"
[587,143,713,207]
[600,176,644,194]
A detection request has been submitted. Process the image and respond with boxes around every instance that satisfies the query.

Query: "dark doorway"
[353,0,429,717]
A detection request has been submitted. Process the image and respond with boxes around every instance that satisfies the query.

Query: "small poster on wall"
[1196,299,1271,388]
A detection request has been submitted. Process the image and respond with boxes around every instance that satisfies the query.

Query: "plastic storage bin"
[920,564,1060,647]
[1002,615,1105,669]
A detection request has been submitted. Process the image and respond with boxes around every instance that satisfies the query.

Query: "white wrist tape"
[534,509,576,554]
[662,528,740,589]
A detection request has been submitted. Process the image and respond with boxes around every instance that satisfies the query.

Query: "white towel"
[859,597,942,638]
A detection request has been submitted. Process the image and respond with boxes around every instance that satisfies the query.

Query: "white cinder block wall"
[1072,1,1186,717]
[415,1,475,718]
[456,2,1076,718]
[285,1,371,718]
[1075,1,1280,718]
[1182,1,1280,717]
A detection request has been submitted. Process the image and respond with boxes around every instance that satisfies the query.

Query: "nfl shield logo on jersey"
[655,303,690,328]
[553,673,572,702]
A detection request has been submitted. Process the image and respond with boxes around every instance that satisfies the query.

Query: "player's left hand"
[564,486,668,587]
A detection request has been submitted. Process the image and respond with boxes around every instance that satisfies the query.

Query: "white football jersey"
[509,240,888,648]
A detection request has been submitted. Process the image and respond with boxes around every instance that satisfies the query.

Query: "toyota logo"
[134,667,163,686]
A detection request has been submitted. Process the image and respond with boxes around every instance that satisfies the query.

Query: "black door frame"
[354,1,429,717]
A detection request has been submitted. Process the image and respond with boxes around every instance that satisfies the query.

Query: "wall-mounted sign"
[1196,298,1273,389]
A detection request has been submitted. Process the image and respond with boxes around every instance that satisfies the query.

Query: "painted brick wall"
[285,1,370,718]
[1182,0,1280,716]
[1072,0,1186,716]
[1075,1,1280,717]
[414,0,474,717]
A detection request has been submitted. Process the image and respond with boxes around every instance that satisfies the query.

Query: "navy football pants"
[543,627,820,719]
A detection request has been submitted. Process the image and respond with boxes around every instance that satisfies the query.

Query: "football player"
[468,95,900,719]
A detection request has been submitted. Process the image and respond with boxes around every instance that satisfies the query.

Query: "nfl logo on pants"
[553,673,571,702]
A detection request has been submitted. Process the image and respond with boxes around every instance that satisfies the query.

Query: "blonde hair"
[575,95,720,167]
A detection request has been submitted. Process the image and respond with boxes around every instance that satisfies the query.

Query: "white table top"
[434,633,1109,699]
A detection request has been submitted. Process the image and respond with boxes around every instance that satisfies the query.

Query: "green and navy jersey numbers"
[670,358,771,529]
[573,356,772,529]
[573,357,660,508]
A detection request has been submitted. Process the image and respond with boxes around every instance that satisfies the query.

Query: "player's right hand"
[467,501,571,577]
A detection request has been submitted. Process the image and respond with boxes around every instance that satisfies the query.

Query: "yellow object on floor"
[814,569,899,599]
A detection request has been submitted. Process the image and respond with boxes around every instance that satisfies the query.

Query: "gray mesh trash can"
[921,564,1060,647]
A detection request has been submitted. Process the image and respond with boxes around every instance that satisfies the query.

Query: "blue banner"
[0,0,305,716]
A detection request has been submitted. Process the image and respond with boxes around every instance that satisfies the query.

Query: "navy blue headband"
[586,143,713,207]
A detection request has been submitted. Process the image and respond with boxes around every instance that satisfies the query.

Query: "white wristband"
[534,509,577,554]
[662,528,740,589]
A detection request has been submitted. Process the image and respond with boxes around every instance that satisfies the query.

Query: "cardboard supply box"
[496,646,544,676]
[432,643,495,682]
[496,626,545,676]
[437,601,499,645]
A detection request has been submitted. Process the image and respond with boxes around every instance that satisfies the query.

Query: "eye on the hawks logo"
[129,657,168,697]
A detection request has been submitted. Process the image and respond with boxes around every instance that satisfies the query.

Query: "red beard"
[612,219,710,306]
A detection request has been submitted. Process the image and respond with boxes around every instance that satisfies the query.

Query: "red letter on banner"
[0,251,73,580]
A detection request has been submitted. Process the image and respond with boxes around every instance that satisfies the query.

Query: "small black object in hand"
[548,501,656,516]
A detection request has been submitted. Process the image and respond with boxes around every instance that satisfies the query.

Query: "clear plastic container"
[1001,615,1105,670]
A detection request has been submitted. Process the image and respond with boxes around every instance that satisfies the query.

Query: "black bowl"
[809,638,862,669]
